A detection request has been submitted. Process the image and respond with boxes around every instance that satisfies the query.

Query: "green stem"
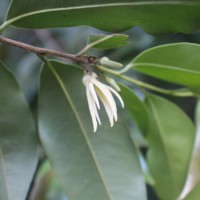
[96,65,195,97]
[118,64,132,74]
[77,35,113,56]
[120,75,194,97]
[0,22,9,33]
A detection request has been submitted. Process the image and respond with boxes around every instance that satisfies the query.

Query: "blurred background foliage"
[0,0,200,199]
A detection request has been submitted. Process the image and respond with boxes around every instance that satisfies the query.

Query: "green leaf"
[3,1,200,33]
[88,34,128,50]
[0,62,37,200]
[119,83,148,135]
[178,100,200,200]
[183,183,200,200]
[145,94,195,200]
[129,43,200,87]
[38,60,146,200]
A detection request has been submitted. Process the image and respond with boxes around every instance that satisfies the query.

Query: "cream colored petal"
[107,86,124,108]
[90,93,101,125]
[93,80,117,121]
[83,71,123,130]
[82,75,89,86]
[100,95,114,127]
[89,83,100,109]
[102,99,114,127]
[86,87,97,132]
[95,86,114,127]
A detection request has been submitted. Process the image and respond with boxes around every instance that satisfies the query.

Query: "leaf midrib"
[148,97,176,196]
[134,63,200,75]
[47,63,113,200]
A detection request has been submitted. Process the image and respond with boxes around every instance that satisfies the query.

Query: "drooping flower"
[82,71,124,132]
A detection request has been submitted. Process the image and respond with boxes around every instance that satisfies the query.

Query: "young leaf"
[87,34,128,50]
[38,61,147,200]
[3,1,200,34]
[129,43,200,87]
[119,83,148,135]
[178,100,200,200]
[0,62,37,200]
[145,94,195,200]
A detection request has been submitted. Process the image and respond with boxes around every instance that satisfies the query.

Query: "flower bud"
[105,76,121,92]
[99,57,123,68]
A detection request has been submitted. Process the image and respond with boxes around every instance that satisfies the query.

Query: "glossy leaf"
[145,94,195,200]
[38,61,146,200]
[119,83,148,135]
[129,43,200,87]
[178,100,200,200]
[183,183,200,200]
[88,34,128,49]
[0,62,37,200]
[3,1,200,33]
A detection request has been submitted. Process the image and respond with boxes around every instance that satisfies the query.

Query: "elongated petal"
[93,80,117,121]
[107,86,124,108]
[82,75,89,86]
[89,83,100,109]
[86,87,97,132]
[101,98,114,127]
[90,92,101,125]
[95,87,114,127]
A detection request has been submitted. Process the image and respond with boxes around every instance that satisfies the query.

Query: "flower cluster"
[82,71,124,132]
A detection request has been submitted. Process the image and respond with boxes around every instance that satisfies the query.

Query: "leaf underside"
[5,1,200,34]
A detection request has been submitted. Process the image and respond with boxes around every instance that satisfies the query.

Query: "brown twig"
[0,36,81,62]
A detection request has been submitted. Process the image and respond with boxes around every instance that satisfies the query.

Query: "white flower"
[82,71,124,132]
